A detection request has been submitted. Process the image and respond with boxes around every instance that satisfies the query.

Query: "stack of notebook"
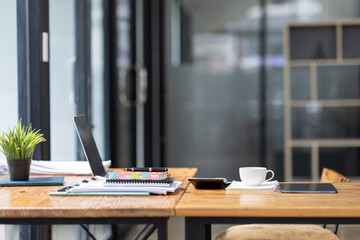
[50,169,181,196]
[50,117,181,196]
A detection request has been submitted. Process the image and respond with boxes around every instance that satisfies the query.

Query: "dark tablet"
[0,177,64,187]
[188,178,231,189]
[279,183,337,193]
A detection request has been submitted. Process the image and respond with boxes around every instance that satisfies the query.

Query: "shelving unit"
[283,20,360,181]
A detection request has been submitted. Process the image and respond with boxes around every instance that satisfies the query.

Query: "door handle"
[119,64,148,108]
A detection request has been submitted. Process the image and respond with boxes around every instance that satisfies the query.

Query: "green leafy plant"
[0,120,46,159]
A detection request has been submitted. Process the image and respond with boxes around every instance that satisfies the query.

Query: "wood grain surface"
[175,182,360,218]
[0,168,197,218]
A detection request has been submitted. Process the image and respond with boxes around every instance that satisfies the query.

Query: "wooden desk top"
[0,168,197,218]
[176,182,360,218]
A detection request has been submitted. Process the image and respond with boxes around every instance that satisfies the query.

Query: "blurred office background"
[1,0,360,239]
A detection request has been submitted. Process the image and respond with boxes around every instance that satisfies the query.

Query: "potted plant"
[0,120,46,181]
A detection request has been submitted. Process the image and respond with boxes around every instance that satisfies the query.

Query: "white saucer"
[226,180,278,192]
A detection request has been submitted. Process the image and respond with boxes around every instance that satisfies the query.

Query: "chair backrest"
[320,168,351,183]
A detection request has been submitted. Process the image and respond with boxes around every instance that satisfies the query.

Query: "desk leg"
[185,217,211,240]
[156,218,168,240]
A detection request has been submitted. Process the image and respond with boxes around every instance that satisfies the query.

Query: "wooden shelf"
[284,19,360,182]
[286,19,360,27]
[290,99,360,107]
[288,59,360,67]
[290,139,360,148]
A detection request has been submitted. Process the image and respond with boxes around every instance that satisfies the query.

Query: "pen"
[125,167,168,172]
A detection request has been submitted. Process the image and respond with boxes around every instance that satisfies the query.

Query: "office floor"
[125,217,360,240]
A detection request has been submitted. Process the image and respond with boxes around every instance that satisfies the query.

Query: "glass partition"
[50,0,76,161]
[167,0,261,180]
[0,0,18,238]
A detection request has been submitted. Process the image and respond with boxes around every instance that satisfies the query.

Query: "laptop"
[73,115,108,177]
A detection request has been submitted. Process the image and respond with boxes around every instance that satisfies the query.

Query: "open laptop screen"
[73,115,107,177]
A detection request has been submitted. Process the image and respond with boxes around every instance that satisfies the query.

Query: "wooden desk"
[176,182,360,240]
[0,168,197,240]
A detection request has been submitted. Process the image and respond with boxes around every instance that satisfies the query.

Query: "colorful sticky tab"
[118,174,126,179]
[131,173,140,179]
[108,172,118,178]
[150,175,159,180]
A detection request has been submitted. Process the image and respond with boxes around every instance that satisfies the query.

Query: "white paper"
[30,160,111,175]
[226,180,278,192]
[67,180,182,195]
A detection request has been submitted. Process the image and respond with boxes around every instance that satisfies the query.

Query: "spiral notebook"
[63,180,182,195]
[104,177,174,187]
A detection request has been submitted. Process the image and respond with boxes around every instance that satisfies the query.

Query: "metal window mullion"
[74,0,92,162]
[17,0,50,161]
[143,0,166,167]
[129,0,138,166]
[103,0,118,165]
[17,0,31,123]
[159,0,166,167]
[259,0,267,167]
[17,1,51,239]
[74,1,92,239]
[135,0,145,168]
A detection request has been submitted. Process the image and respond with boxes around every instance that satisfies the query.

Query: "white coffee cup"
[239,167,274,186]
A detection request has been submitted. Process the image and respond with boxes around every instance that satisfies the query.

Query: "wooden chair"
[215,168,350,240]
[320,168,350,183]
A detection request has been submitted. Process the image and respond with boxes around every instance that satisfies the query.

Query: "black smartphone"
[188,177,231,189]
